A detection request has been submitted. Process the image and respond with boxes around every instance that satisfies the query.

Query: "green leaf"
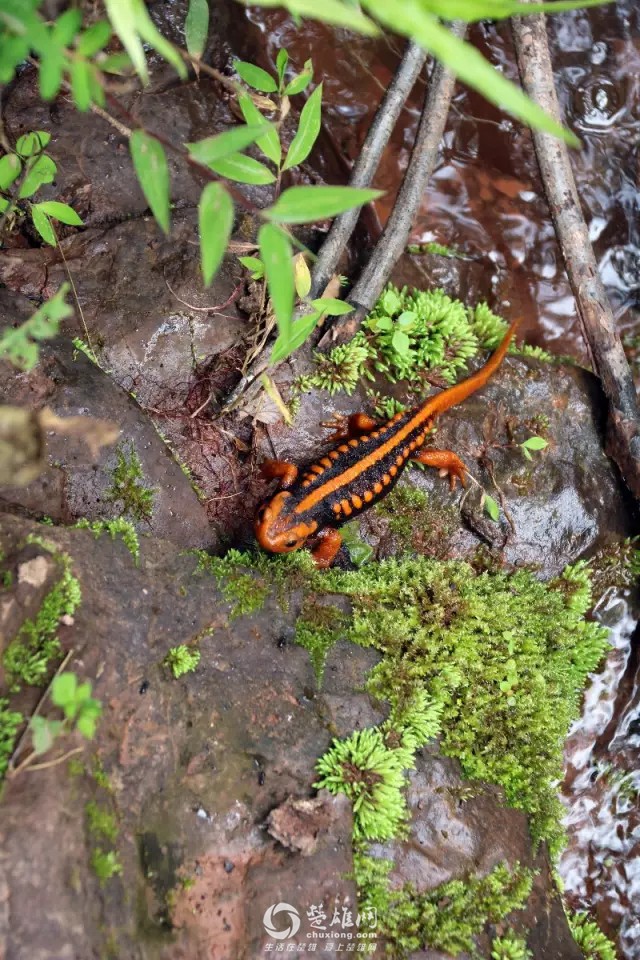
[269,1,378,36]
[52,8,83,46]
[185,0,209,59]
[34,201,83,226]
[52,671,78,707]
[31,716,63,756]
[294,254,311,298]
[234,60,278,93]
[265,185,382,224]
[521,446,533,461]
[341,522,373,567]
[18,155,56,199]
[70,60,92,111]
[208,153,276,185]
[391,330,411,356]
[100,52,134,75]
[271,311,319,364]
[38,54,64,100]
[0,153,21,191]
[129,130,170,233]
[311,297,353,316]
[31,206,56,246]
[238,255,264,279]
[104,0,186,84]
[187,124,270,166]
[276,49,289,88]
[77,21,112,57]
[259,223,294,337]
[198,182,233,286]
[16,131,51,157]
[0,284,71,370]
[521,436,548,451]
[483,493,500,522]
[364,6,580,147]
[77,711,99,739]
[238,94,281,165]
[283,58,313,96]
[283,82,322,172]
[425,0,616,18]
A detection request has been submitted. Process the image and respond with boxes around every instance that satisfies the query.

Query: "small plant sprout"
[163,645,200,679]
[491,930,532,960]
[520,435,549,461]
[568,912,617,960]
[90,848,122,884]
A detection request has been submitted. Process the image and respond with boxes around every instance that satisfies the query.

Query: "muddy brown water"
[224,3,640,954]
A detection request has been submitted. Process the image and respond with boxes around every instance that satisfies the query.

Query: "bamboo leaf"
[311,297,353,316]
[259,223,294,336]
[271,311,319,364]
[198,182,233,286]
[294,254,311,298]
[129,130,171,233]
[36,201,83,226]
[187,124,270,166]
[282,82,322,171]
[283,59,314,96]
[276,49,289,88]
[483,493,500,522]
[185,0,209,59]
[265,185,382,224]
[238,94,281,165]
[234,60,277,93]
[208,153,276,185]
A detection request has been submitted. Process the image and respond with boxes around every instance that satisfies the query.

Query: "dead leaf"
[39,408,119,460]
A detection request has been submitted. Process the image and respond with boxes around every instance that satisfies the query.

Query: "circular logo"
[263,902,301,940]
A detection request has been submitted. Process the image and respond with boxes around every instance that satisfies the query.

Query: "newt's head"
[254,491,314,554]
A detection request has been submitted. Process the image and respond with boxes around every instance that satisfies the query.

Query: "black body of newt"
[255,320,518,567]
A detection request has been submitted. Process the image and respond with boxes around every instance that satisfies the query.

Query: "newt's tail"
[426,319,520,418]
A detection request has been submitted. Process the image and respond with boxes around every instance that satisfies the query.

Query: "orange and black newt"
[255,320,518,567]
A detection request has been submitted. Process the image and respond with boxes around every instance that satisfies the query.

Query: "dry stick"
[219,39,429,414]
[319,20,468,349]
[511,9,640,498]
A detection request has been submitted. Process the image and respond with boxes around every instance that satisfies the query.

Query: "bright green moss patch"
[106,443,155,522]
[0,699,23,779]
[354,853,533,957]
[491,930,532,959]
[295,284,554,398]
[3,543,81,691]
[91,848,122,884]
[294,598,346,683]
[568,912,616,960]
[163,645,200,679]
[86,800,118,843]
[374,485,458,557]
[74,518,140,564]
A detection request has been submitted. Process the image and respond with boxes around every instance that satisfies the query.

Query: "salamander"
[254,320,518,567]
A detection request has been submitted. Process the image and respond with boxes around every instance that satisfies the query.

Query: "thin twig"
[164,275,243,314]
[23,746,84,774]
[511,7,640,497]
[8,648,75,773]
[51,222,98,362]
[320,20,468,348]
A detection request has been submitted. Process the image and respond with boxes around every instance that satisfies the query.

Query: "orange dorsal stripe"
[293,319,519,515]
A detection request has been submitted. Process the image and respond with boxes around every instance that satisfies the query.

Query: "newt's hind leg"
[321,412,380,443]
[412,449,467,491]
[310,528,343,568]
[260,458,298,489]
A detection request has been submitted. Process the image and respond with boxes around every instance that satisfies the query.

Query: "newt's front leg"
[310,528,343,568]
[260,458,298,489]
[321,412,380,443]
[412,449,467,490]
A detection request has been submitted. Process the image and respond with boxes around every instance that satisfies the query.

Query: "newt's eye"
[285,538,300,549]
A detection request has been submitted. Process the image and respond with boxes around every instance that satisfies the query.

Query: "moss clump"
[74,517,140,564]
[407,241,461,258]
[0,699,23,779]
[294,598,346,683]
[374,485,458,558]
[295,284,555,399]
[568,912,616,960]
[318,556,608,855]
[106,444,155,522]
[91,849,122,884]
[193,548,281,618]
[163,645,200,679]
[3,544,81,691]
[591,535,640,594]
[354,853,533,957]
[86,800,118,843]
[491,930,532,960]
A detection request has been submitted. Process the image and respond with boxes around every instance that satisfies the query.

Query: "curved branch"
[308,39,427,300]
[318,20,467,348]
[511,8,640,497]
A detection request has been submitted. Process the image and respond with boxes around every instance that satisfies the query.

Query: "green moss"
[91,849,122,884]
[2,569,13,588]
[407,241,461,258]
[294,598,346,683]
[163,645,200,679]
[374,485,458,557]
[106,444,155,522]
[86,800,119,843]
[193,548,274,618]
[354,853,533,957]
[568,912,616,960]
[74,518,140,564]
[0,699,23,779]
[491,930,532,960]
[3,544,81,691]
[591,535,640,594]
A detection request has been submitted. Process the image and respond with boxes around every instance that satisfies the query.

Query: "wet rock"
[263,352,635,575]
[0,290,214,549]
